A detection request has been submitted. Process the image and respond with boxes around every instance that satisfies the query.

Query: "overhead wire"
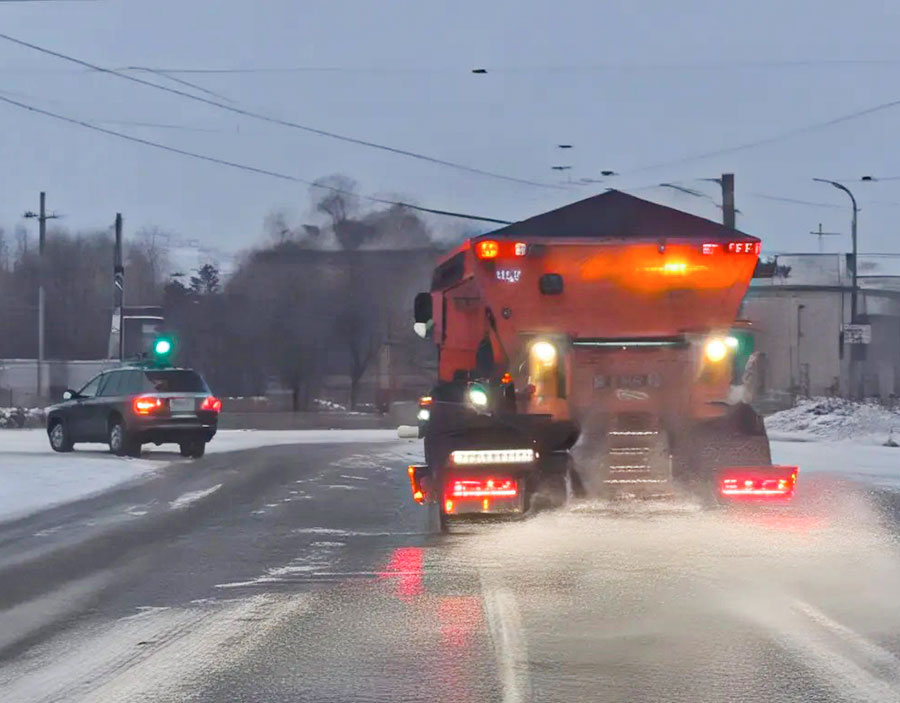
[620,96,900,176]
[0,32,562,190]
[0,93,513,225]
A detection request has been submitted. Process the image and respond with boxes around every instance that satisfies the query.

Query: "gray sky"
[1,0,899,255]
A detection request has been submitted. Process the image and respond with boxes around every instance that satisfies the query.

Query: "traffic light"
[152,336,174,361]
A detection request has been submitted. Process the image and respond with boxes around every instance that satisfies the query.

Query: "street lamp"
[813,179,858,321]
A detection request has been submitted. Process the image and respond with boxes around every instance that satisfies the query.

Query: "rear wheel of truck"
[671,403,771,503]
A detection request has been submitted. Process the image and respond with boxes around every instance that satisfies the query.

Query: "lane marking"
[481,580,531,703]
[168,484,221,510]
[793,599,900,672]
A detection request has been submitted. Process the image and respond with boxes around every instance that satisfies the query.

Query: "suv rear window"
[142,370,209,393]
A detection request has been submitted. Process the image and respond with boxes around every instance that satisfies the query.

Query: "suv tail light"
[133,396,163,415]
[201,396,222,413]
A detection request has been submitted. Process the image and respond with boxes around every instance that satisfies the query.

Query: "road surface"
[1,439,900,702]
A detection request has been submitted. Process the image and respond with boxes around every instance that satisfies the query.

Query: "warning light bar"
[475,240,528,260]
[702,241,761,255]
[450,449,535,465]
[718,466,798,500]
[450,478,518,498]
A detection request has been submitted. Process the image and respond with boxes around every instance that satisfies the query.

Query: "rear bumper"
[129,417,217,443]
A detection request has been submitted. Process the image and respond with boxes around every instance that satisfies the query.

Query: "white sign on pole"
[843,324,871,344]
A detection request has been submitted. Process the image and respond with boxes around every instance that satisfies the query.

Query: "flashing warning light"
[201,396,223,412]
[450,449,535,465]
[704,337,729,363]
[475,240,500,259]
[450,478,518,498]
[133,396,163,415]
[719,467,798,500]
[642,260,706,275]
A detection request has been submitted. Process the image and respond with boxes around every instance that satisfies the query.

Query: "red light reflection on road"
[376,546,424,598]
[436,596,482,648]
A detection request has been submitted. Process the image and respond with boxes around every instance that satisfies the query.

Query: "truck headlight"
[704,337,728,363]
[531,341,557,366]
[468,385,489,408]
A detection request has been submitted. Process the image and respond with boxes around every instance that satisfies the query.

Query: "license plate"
[594,374,661,389]
[169,398,196,413]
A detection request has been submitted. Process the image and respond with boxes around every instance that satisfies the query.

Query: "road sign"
[843,324,871,344]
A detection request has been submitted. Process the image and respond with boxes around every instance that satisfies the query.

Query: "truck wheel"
[48,420,74,452]
[671,404,771,502]
[425,502,449,534]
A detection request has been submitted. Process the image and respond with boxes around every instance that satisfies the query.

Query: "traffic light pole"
[115,213,125,361]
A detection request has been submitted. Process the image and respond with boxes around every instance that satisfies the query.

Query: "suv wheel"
[179,439,206,459]
[109,419,141,457]
[48,420,74,452]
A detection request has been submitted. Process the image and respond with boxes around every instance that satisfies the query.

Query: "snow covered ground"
[766,396,900,444]
[2,404,899,525]
[0,429,400,523]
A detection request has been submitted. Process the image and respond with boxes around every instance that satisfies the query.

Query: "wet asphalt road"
[1,440,900,702]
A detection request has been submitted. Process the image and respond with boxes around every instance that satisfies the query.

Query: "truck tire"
[671,403,771,501]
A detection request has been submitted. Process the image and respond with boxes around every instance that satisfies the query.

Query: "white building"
[744,253,900,402]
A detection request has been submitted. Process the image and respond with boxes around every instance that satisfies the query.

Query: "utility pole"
[114,213,125,360]
[721,173,735,229]
[23,192,59,401]
[809,223,841,254]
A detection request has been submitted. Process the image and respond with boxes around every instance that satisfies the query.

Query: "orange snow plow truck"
[406,191,797,528]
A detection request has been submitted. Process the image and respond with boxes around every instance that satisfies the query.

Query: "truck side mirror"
[413,292,433,339]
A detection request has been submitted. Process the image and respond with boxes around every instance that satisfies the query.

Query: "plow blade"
[716,465,798,502]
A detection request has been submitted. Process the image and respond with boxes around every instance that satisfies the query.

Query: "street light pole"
[814,178,860,398]
[813,179,858,321]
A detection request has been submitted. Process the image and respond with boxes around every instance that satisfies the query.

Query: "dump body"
[431,234,760,424]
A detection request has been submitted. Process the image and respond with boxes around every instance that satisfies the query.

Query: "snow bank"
[0,429,405,523]
[766,397,900,443]
[0,407,45,429]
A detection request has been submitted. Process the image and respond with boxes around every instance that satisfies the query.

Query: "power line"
[622,96,900,175]
[0,93,513,225]
[56,57,900,75]
[0,32,561,190]
[749,193,843,209]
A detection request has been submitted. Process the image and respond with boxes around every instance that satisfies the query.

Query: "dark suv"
[46,366,221,458]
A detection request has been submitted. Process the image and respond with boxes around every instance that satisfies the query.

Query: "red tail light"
[450,478,518,498]
[133,396,163,415]
[201,396,222,412]
[719,466,798,500]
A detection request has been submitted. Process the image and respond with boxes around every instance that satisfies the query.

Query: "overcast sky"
[1,0,899,255]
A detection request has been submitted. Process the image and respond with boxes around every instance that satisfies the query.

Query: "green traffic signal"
[153,337,173,357]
